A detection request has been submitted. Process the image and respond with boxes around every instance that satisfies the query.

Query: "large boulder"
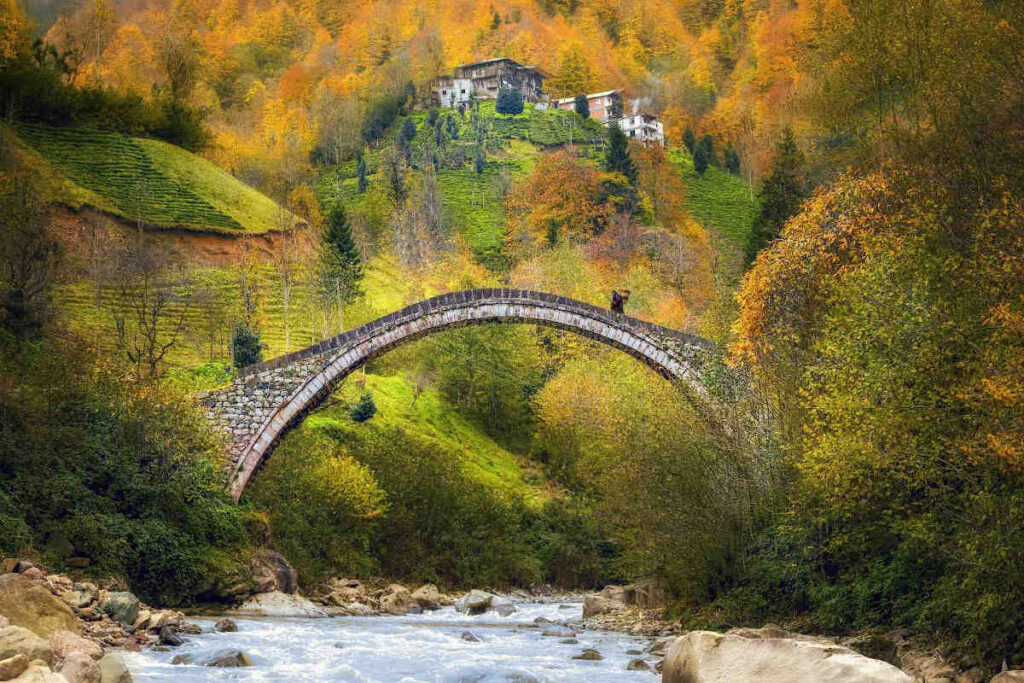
[61,584,96,611]
[411,585,441,609]
[583,595,626,619]
[98,593,139,627]
[202,650,252,667]
[214,619,238,633]
[663,629,914,683]
[992,674,1024,683]
[325,579,366,606]
[0,575,80,638]
[0,627,53,665]
[48,631,102,661]
[8,662,66,682]
[454,590,493,616]
[236,592,326,618]
[250,550,298,595]
[96,654,131,683]
[378,585,416,616]
[0,654,29,681]
[57,652,100,683]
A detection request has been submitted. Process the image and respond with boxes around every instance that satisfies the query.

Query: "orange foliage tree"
[506,150,614,249]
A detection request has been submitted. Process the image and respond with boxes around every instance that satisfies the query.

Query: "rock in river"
[663,628,914,683]
[96,653,132,683]
[237,592,326,618]
[202,650,253,667]
[454,590,493,616]
[214,618,238,633]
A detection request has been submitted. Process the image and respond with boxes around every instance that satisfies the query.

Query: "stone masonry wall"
[201,289,715,495]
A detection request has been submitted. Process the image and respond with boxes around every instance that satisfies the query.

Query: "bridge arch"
[203,289,713,500]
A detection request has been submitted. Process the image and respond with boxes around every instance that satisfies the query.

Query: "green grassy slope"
[13,124,288,234]
[669,146,758,247]
[305,373,547,505]
[316,103,604,262]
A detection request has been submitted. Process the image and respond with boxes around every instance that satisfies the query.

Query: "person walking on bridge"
[610,289,630,313]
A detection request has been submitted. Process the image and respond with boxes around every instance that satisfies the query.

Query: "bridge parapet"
[202,289,715,499]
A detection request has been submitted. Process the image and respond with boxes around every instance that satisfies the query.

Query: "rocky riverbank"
[1,557,1020,682]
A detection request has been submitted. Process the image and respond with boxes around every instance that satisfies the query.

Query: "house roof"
[554,88,624,105]
[455,57,544,74]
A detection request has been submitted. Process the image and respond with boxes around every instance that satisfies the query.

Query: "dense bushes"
[0,59,207,150]
[0,334,245,604]
[246,417,542,587]
[728,169,1024,664]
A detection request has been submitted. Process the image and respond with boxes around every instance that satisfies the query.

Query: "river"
[122,600,660,681]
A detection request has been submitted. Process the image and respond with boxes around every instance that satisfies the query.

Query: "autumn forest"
[1,0,1023,678]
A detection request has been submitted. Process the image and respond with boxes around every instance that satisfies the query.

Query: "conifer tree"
[574,93,589,119]
[496,88,524,116]
[356,153,368,193]
[475,146,486,174]
[693,144,709,176]
[745,128,806,264]
[608,91,623,121]
[321,204,362,304]
[724,141,741,175]
[603,123,637,185]
[699,134,715,166]
[683,126,696,153]
[349,390,377,422]
[231,322,263,368]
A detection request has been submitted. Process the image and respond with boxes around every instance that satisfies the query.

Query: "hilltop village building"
[435,58,545,107]
[554,89,623,123]
[619,111,665,146]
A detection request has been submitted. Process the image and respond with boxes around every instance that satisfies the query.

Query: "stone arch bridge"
[202,289,715,500]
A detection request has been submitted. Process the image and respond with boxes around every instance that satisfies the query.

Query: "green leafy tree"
[745,128,805,263]
[574,93,589,119]
[426,107,439,127]
[603,124,637,186]
[0,175,58,341]
[349,390,377,422]
[231,322,263,368]
[491,10,501,29]
[496,88,524,116]
[551,45,593,97]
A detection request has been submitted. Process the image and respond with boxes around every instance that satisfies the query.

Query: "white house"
[436,77,474,108]
[618,112,664,146]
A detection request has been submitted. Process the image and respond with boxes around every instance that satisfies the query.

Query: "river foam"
[123,600,658,681]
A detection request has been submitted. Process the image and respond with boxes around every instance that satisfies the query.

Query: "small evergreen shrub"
[231,322,263,368]
[349,390,377,422]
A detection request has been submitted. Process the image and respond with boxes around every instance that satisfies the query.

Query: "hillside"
[11,124,291,234]
[45,101,755,372]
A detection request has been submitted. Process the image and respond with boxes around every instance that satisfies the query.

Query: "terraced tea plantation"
[15,124,286,234]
